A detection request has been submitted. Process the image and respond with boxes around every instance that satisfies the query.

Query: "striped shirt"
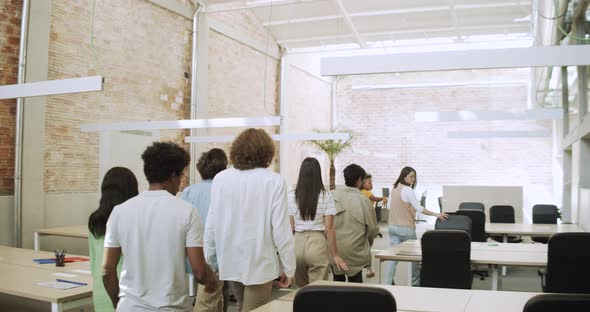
[289,190,336,232]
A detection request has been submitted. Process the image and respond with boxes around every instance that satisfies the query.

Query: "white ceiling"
[200,0,533,51]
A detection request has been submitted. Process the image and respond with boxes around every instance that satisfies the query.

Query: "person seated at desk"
[103,142,218,311]
[383,166,448,286]
[88,167,138,312]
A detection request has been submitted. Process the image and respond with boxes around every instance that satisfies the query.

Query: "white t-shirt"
[391,185,424,213]
[105,190,203,312]
[288,191,336,232]
[204,167,295,285]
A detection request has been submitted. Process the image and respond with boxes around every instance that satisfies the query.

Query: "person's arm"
[403,187,447,221]
[204,189,218,272]
[102,247,121,309]
[270,179,295,288]
[368,194,384,203]
[187,247,219,292]
[324,215,348,271]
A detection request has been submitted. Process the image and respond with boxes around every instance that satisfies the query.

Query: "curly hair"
[230,128,275,170]
[197,148,228,180]
[142,141,190,183]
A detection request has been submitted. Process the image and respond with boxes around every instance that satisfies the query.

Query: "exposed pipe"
[189,3,204,184]
[14,0,31,248]
[278,47,287,176]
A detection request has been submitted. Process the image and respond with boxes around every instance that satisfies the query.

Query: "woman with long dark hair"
[289,157,348,287]
[88,167,138,312]
[383,166,447,286]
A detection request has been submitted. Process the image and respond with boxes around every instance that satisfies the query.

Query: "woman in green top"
[88,167,138,312]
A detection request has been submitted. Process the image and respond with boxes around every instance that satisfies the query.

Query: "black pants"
[333,271,363,283]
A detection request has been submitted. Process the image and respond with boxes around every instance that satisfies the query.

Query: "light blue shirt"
[180,180,218,271]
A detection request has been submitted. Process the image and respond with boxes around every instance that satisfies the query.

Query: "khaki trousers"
[193,281,224,312]
[294,231,330,287]
[229,280,273,312]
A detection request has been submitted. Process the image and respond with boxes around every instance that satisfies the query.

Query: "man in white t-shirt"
[103,142,218,311]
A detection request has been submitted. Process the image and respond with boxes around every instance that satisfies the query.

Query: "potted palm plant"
[307,129,353,190]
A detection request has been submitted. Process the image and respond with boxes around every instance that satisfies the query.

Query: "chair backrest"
[293,285,397,312]
[438,196,443,212]
[454,210,486,242]
[545,232,590,294]
[489,205,515,223]
[420,230,472,289]
[532,204,559,224]
[435,214,472,236]
[523,293,590,312]
[382,187,390,198]
[459,202,484,211]
[420,192,426,207]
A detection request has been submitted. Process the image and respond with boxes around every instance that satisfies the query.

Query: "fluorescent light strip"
[0,76,104,100]
[352,80,527,90]
[185,132,351,143]
[80,116,281,132]
[415,108,563,122]
[448,130,550,139]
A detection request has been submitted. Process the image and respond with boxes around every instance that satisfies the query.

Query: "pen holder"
[55,253,66,267]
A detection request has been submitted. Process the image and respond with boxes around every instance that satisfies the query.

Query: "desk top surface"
[375,240,547,266]
[256,280,540,312]
[34,225,89,238]
[0,262,92,303]
[0,245,91,272]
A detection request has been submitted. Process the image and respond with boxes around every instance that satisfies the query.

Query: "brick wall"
[334,69,553,198]
[44,0,192,192]
[0,0,22,195]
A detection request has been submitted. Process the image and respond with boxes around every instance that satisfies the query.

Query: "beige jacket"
[331,186,380,276]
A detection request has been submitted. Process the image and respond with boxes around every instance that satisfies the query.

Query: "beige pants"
[294,231,330,287]
[229,280,273,312]
[193,281,224,312]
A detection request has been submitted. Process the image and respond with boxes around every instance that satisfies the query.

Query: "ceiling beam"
[332,0,366,48]
[448,0,462,41]
[262,1,532,26]
[320,45,590,75]
[277,23,529,44]
[204,0,328,13]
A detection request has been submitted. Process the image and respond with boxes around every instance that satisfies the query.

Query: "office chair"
[531,204,559,244]
[437,196,443,212]
[454,209,489,280]
[523,293,590,312]
[434,214,472,236]
[458,202,484,211]
[489,205,522,243]
[293,285,397,312]
[420,230,473,289]
[541,232,590,294]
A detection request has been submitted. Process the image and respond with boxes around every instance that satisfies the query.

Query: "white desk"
[375,240,547,290]
[253,280,540,312]
[0,246,91,273]
[0,258,92,312]
[33,225,88,252]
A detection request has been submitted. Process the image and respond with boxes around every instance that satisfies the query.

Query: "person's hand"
[275,272,293,288]
[204,272,220,293]
[333,256,349,272]
[438,212,449,221]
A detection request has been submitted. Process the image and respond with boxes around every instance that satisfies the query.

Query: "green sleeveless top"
[89,232,122,312]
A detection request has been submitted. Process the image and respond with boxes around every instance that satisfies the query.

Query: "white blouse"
[289,190,336,232]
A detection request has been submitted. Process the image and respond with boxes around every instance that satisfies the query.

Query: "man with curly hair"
[204,129,295,312]
[103,141,218,311]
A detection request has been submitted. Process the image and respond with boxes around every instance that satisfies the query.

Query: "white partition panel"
[442,185,523,223]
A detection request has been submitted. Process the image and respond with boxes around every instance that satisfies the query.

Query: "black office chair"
[437,196,443,212]
[459,202,484,211]
[454,209,489,280]
[415,192,427,223]
[541,232,590,294]
[489,205,522,243]
[435,214,472,236]
[293,285,397,312]
[420,230,472,289]
[523,293,590,312]
[531,204,559,244]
